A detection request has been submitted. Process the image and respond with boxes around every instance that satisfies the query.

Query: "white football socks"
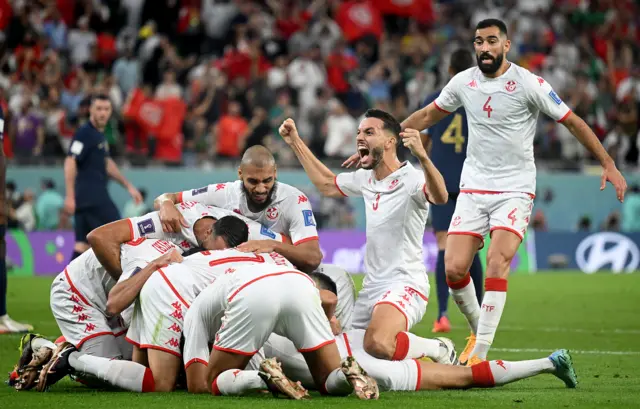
[212,369,267,396]
[447,272,480,334]
[473,278,508,359]
[68,352,154,392]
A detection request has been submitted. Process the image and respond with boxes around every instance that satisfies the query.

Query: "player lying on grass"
[250,275,578,392]
[181,264,379,400]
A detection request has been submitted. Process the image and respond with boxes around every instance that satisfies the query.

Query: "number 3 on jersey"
[483,96,493,118]
[440,113,465,153]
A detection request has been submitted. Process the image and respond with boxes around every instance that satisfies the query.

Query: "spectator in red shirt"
[213,100,248,159]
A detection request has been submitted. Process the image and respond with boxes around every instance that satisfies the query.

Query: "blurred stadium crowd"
[1,0,639,170]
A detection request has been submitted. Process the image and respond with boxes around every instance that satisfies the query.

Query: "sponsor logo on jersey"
[467,79,477,88]
[548,90,562,105]
[137,218,155,235]
[192,186,208,196]
[215,183,225,191]
[302,209,316,227]
[267,207,279,220]
[505,80,516,92]
[260,225,276,239]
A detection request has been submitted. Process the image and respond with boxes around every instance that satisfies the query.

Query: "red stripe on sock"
[211,377,222,396]
[471,361,495,387]
[392,332,409,360]
[485,277,508,292]
[447,272,471,290]
[142,368,155,392]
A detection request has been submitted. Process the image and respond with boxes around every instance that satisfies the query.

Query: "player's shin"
[471,358,554,387]
[472,278,507,360]
[447,272,480,334]
[211,369,268,396]
[69,352,155,392]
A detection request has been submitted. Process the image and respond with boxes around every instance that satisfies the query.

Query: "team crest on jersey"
[266,207,279,220]
[191,186,208,196]
[389,179,399,190]
[505,80,516,92]
[137,219,155,235]
[233,209,242,215]
[549,90,562,105]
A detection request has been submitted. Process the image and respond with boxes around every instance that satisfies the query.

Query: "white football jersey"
[127,202,287,252]
[63,249,115,313]
[434,63,571,194]
[178,181,319,246]
[335,162,429,295]
[144,249,295,307]
[315,264,357,331]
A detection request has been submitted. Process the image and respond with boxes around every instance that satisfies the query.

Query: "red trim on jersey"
[139,343,182,357]
[64,268,92,306]
[213,345,257,356]
[125,237,146,246]
[298,339,336,353]
[485,277,508,292]
[208,254,265,267]
[414,359,422,391]
[433,101,451,114]
[113,329,127,338]
[293,236,319,246]
[375,301,409,331]
[227,271,314,302]
[176,192,183,203]
[447,231,484,241]
[125,336,140,347]
[334,176,348,197]
[185,358,208,370]
[157,268,191,308]
[557,110,572,123]
[460,189,535,199]
[75,331,116,349]
[447,272,471,290]
[490,226,523,241]
[342,333,353,357]
[422,183,435,204]
[126,219,135,240]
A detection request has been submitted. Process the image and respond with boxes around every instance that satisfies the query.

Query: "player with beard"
[400,18,627,365]
[278,109,453,364]
[154,145,322,273]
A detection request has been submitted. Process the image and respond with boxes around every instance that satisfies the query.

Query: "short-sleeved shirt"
[68,121,111,209]
[334,162,430,295]
[178,181,319,246]
[434,63,572,195]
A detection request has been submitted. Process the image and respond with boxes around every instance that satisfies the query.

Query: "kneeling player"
[182,264,379,400]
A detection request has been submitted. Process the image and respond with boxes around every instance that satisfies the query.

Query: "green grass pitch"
[1,272,639,408]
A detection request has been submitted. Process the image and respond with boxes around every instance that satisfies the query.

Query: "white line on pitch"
[453,325,640,335]
[492,348,640,355]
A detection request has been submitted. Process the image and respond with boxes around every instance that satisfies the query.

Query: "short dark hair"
[363,109,401,142]
[91,94,111,104]
[476,19,508,37]
[450,49,474,75]
[213,216,249,248]
[308,272,337,296]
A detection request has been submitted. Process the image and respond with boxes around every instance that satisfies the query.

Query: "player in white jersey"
[182,264,379,400]
[400,18,627,365]
[86,200,287,278]
[153,145,322,273]
[278,110,450,363]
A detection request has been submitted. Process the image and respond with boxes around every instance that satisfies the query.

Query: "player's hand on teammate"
[236,239,277,254]
[342,153,361,169]
[154,249,184,268]
[400,128,428,160]
[159,201,189,233]
[128,185,143,204]
[279,118,301,145]
[601,163,628,202]
[64,196,75,215]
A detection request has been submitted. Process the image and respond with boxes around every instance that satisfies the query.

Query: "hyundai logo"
[575,232,640,274]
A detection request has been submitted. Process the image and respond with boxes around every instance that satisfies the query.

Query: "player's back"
[65,249,114,311]
[435,64,571,194]
[423,90,468,193]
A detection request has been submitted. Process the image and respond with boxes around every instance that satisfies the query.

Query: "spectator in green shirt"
[622,184,640,232]
[35,179,64,231]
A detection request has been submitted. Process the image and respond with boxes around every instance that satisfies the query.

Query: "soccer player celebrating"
[278,109,454,364]
[401,18,627,365]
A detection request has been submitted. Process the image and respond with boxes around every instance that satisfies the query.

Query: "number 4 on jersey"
[440,113,465,153]
[483,96,493,118]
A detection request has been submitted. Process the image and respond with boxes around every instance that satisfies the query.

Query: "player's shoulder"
[450,67,480,84]
[206,180,239,194]
[403,162,426,181]
[274,182,310,204]
[509,63,545,87]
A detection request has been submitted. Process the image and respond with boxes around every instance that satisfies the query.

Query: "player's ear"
[503,39,511,53]
[237,166,242,180]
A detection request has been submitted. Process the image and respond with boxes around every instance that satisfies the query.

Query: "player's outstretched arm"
[400,129,448,204]
[87,219,136,278]
[279,118,343,198]
[561,113,627,202]
[401,102,450,133]
[106,249,183,316]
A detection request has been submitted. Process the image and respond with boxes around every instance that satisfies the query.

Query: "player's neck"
[374,157,402,181]
[482,61,511,79]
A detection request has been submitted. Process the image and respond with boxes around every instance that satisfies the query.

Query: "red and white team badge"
[452,216,461,226]
[505,80,516,92]
[266,207,279,220]
[389,179,399,190]
[537,77,545,86]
